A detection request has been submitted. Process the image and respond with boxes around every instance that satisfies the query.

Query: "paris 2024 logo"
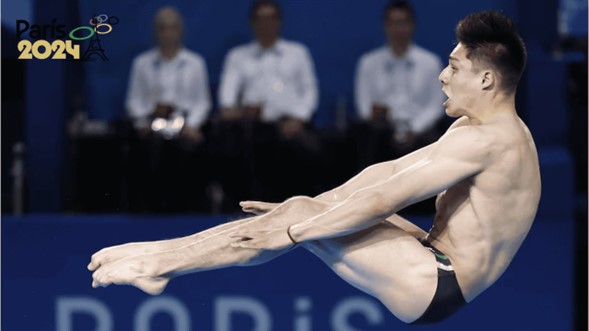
[16,14,118,61]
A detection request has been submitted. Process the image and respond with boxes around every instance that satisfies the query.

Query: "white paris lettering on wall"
[55,295,384,331]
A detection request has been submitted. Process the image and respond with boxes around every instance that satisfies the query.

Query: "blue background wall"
[2,214,575,330]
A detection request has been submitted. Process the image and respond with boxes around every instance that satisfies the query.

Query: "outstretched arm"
[288,126,489,243]
[239,145,435,215]
[240,117,470,215]
[313,144,434,203]
[313,116,470,204]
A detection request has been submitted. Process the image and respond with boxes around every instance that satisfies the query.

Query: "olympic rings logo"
[69,14,119,41]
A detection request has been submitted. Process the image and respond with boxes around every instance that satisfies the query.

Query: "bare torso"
[427,116,541,302]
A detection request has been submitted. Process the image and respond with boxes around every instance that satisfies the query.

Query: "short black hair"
[249,0,282,21]
[456,10,527,92]
[382,0,415,23]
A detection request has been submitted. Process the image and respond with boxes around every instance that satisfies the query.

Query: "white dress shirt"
[355,44,445,134]
[126,48,211,129]
[218,39,318,122]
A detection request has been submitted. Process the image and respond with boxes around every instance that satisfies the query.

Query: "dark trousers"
[210,119,324,212]
[127,130,211,213]
[350,119,447,171]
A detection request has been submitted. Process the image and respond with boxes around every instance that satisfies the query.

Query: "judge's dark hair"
[249,0,282,20]
[456,10,526,92]
[382,0,415,23]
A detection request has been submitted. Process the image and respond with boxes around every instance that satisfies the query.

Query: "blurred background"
[2,0,587,330]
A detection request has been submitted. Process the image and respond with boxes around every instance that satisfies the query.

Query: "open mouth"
[441,89,450,107]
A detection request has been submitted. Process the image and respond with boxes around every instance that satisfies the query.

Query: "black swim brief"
[411,238,466,324]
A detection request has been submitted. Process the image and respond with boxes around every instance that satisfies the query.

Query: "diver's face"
[439,43,481,117]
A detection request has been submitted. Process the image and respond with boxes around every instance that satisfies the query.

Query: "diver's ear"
[481,70,495,90]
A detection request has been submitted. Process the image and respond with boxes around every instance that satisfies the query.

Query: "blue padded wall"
[2,214,575,330]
